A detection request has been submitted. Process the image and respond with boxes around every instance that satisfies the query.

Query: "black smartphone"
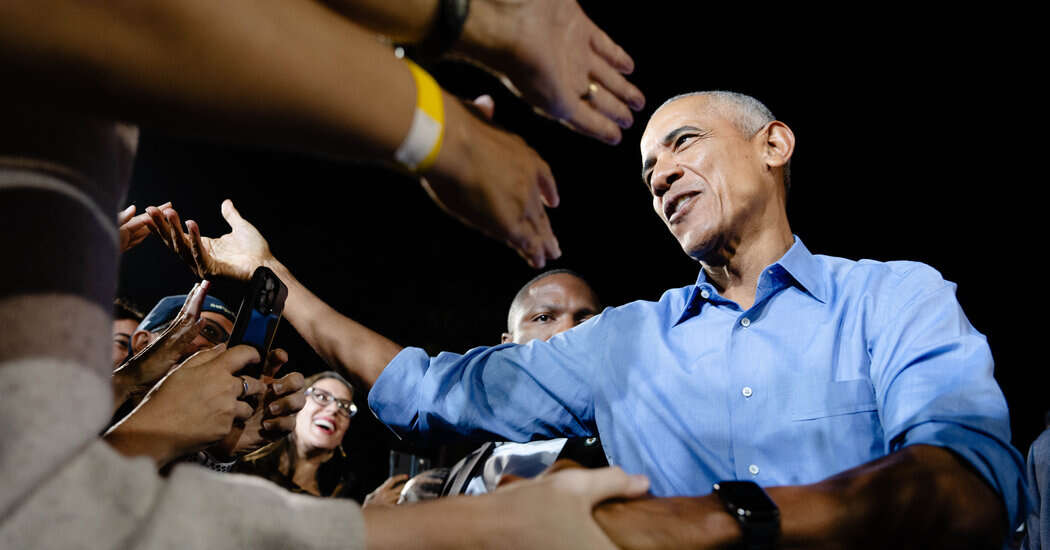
[227,266,288,379]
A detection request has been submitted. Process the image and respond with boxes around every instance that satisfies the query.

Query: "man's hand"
[424,95,561,268]
[208,348,306,460]
[111,281,210,408]
[363,474,410,508]
[457,0,644,145]
[486,465,651,549]
[118,202,169,252]
[104,344,266,467]
[146,199,272,281]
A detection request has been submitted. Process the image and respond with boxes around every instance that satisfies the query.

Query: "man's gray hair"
[656,91,791,190]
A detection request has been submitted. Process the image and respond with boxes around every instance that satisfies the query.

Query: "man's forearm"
[0,0,417,162]
[263,258,401,389]
[594,445,1006,550]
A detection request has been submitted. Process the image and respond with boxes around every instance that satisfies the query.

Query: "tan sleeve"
[0,359,365,550]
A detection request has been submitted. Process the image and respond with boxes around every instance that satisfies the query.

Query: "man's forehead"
[640,95,721,151]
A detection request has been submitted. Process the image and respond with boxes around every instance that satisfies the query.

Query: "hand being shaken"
[146,199,272,282]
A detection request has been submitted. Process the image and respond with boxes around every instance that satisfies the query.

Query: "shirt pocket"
[790,379,878,421]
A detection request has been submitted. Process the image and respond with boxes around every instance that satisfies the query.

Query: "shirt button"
[748,464,760,475]
[742,386,753,398]
[740,318,751,327]
[700,289,711,299]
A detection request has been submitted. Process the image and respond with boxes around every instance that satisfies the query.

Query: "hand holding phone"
[227,266,288,379]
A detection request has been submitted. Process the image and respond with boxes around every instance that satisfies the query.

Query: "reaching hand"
[424,97,561,268]
[112,281,210,406]
[363,474,410,508]
[485,464,651,550]
[106,343,266,466]
[118,202,169,252]
[146,199,272,281]
[209,348,305,459]
[461,0,644,145]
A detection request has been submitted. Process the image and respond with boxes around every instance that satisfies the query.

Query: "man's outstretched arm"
[149,200,400,389]
[593,444,1008,550]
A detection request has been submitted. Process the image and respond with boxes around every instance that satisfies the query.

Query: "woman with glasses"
[236,371,359,498]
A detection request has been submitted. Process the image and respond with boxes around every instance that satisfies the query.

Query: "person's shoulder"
[597,283,695,322]
[816,252,953,302]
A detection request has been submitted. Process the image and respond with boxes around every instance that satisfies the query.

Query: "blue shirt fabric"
[370,237,1028,526]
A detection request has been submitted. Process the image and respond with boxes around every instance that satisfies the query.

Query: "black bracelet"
[404,0,470,61]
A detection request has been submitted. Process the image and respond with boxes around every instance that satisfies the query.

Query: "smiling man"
[364,91,1026,548]
[156,92,1027,549]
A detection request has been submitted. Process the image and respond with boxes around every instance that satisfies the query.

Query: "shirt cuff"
[893,419,1031,528]
[368,346,431,439]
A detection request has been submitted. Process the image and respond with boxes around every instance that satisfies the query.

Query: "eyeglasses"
[305,386,357,418]
[199,318,230,345]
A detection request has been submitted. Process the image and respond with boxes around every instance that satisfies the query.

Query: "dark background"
[118,4,1037,496]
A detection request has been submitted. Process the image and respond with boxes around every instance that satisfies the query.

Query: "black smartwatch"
[404,0,470,61]
[712,480,780,550]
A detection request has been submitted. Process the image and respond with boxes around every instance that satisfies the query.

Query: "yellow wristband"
[394,60,445,173]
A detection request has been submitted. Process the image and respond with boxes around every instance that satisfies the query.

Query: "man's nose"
[650,157,682,197]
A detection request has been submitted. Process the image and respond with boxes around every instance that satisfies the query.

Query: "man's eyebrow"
[641,125,707,187]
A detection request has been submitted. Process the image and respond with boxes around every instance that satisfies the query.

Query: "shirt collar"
[674,236,826,326]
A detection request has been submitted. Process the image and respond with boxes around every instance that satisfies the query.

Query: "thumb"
[473,95,495,120]
[221,199,245,227]
[117,204,136,225]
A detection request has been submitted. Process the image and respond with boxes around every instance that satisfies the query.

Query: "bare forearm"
[320,0,440,44]
[363,496,502,550]
[103,416,183,468]
[0,0,415,161]
[594,445,1005,550]
[263,258,401,389]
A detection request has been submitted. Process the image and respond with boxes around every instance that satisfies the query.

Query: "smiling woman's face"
[295,377,354,452]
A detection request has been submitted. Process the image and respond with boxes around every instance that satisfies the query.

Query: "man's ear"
[501,332,513,344]
[760,120,795,170]
[131,329,152,355]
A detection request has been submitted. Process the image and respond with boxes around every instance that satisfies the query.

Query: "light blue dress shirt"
[370,238,1028,525]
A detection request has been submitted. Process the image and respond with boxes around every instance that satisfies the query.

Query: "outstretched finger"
[146,206,174,249]
[221,199,245,228]
[221,345,263,374]
[185,220,208,277]
[163,208,194,264]
[565,103,623,146]
[589,26,636,78]
[262,348,290,380]
[117,204,136,226]
[583,79,634,130]
[589,58,644,118]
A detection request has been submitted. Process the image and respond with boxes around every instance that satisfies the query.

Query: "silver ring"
[240,377,248,398]
[581,82,599,101]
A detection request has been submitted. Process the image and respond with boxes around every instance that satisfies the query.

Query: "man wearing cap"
[130,292,237,362]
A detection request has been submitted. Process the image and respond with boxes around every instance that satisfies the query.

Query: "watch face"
[714,481,779,521]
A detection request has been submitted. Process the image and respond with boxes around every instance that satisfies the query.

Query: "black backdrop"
[118,4,1038,496]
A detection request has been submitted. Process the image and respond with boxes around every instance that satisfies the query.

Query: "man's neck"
[700,226,794,310]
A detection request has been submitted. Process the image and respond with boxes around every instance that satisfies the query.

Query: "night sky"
[118,4,1036,495]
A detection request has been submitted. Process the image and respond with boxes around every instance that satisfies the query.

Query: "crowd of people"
[1,0,1043,548]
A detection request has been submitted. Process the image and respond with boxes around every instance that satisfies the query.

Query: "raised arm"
[322,0,646,145]
[0,0,559,267]
[148,200,401,389]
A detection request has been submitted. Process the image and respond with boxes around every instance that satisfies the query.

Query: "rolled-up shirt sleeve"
[871,264,1029,527]
[368,314,609,445]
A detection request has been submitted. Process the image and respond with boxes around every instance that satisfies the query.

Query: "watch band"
[406,0,471,61]
[713,481,780,550]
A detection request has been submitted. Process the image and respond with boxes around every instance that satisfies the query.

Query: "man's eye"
[534,314,552,323]
[674,134,694,149]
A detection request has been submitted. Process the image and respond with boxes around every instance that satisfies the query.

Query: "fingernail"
[272,383,283,394]
[269,402,280,415]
